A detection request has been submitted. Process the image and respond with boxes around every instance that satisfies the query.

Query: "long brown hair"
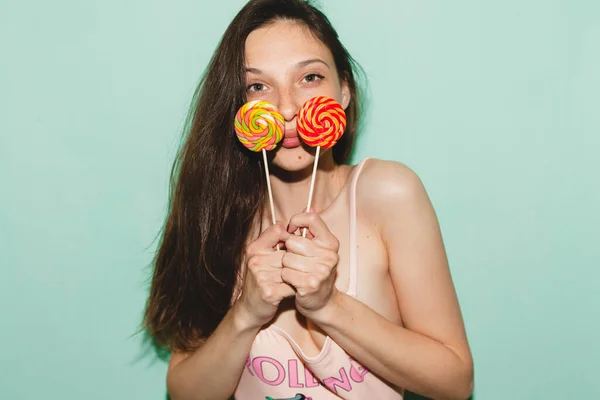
[143,0,365,352]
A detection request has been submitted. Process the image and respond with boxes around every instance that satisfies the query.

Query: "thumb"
[254,221,290,252]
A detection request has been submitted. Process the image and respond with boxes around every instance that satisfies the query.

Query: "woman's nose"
[277,89,299,122]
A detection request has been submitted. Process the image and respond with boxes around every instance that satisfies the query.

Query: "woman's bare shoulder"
[356,158,427,214]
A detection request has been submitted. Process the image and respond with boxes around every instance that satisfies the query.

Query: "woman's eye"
[246,83,266,92]
[303,74,324,83]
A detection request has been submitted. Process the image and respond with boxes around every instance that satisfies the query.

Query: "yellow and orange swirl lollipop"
[297,96,346,148]
[234,100,284,246]
[235,100,284,152]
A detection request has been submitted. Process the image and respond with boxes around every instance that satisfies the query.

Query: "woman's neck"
[267,154,348,224]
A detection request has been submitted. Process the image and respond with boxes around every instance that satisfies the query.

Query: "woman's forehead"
[244,20,334,70]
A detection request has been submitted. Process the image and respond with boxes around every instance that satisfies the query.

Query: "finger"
[269,268,286,283]
[281,268,316,292]
[284,235,320,257]
[274,282,296,299]
[265,250,286,270]
[299,208,316,239]
[250,222,291,254]
[247,251,284,281]
[255,268,284,285]
[287,212,338,250]
[282,252,312,273]
[250,251,285,272]
[301,229,315,239]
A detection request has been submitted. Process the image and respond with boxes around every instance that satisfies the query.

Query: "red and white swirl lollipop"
[297,96,346,148]
[297,96,347,237]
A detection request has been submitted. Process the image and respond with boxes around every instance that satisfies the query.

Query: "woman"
[143,0,474,399]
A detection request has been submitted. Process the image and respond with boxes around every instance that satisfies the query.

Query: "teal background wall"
[1,0,598,399]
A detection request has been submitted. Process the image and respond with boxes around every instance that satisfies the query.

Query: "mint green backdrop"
[1,1,598,399]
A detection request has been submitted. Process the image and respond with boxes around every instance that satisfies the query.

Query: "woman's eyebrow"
[296,58,330,70]
[245,67,264,74]
[244,58,330,75]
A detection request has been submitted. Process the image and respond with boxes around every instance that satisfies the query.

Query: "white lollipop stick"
[262,149,280,251]
[302,145,321,238]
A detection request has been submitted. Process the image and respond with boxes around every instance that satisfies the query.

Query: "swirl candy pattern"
[297,96,346,148]
[235,100,284,152]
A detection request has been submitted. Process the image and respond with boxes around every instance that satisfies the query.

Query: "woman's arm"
[312,291,473,400]
[167,304,259,400]
[296,160,474,400]
[167,223,294,400]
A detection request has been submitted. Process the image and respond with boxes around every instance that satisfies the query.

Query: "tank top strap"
[347,157,370,297]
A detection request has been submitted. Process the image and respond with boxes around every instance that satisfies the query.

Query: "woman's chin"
[271,146,316,173]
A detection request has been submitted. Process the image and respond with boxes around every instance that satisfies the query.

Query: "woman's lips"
[282,136,300,148]
[282,129,301,148]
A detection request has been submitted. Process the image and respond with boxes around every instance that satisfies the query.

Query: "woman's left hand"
[282,211,340,317]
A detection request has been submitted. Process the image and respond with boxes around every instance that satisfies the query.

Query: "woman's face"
[244,20,350,171]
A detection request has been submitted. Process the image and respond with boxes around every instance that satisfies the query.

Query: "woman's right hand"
[234,222,296,329]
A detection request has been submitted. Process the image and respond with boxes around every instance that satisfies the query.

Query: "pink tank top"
[234,158,404,400]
